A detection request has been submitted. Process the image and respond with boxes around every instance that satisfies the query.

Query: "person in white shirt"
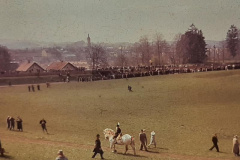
[148,131,156,148]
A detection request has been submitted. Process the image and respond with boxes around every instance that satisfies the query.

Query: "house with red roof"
[16,61,45,73]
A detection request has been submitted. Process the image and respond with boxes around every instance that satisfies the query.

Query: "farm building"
[46,61,77,71]
[16,61,45,73]
[70,61,90,70]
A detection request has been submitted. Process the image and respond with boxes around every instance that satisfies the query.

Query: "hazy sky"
[0,0,240,43]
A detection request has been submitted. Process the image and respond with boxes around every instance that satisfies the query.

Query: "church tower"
[87,34,91,48]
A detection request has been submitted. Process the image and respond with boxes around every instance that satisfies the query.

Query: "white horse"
[103,128,136,155]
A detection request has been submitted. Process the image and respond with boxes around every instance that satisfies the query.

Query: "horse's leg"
[131,143,136,155]
[125,145,128,154]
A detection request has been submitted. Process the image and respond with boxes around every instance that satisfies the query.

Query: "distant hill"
[0,39,222,49]
[205,40,222,48]
[0,39,75,49]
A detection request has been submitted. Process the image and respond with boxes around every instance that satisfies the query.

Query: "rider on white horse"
[113,123,122,143]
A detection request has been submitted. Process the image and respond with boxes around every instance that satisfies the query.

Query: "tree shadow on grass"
[0,155,14,159]
[116,152,147,158]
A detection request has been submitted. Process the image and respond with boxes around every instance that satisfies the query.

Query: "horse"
[103,128,136,155]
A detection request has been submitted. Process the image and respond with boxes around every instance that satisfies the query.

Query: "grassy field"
[1,70,240,160]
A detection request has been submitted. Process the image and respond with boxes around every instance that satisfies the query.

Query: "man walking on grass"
[9,117,15,130]
[92,134,104,159]
[209,133,219,152]
[39,118,48,134]
[139,129,148,151]
[6,116,10,130]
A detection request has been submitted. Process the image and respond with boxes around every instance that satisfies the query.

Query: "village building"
[62,53,76,61]
[70,61,90,70]
[16,61,45,73]
[46,61,77,71]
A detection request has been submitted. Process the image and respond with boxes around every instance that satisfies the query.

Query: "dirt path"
[0,134,231,160]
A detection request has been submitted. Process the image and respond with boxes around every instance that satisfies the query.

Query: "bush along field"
[1,70,240,160]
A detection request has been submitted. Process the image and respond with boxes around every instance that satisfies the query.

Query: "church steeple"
[87,34,91,48]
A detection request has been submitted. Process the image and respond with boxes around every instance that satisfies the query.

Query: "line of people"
[28,84,41,92]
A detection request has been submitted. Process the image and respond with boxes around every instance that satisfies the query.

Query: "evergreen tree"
[0,46,10,71]
[176,24,207,63]
[226,25,239,58]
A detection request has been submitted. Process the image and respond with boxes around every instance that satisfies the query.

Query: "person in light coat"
[148,131,156,148]
[233,135,240,157]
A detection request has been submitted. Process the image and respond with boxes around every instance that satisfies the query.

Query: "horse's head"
[103,128,115,140]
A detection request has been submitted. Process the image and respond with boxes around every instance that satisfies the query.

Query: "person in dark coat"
[9,117,15,130]
[209,133,219,152]
[32,85,35,92]
[39,119,48,133]
[113,123,122,143]
[6,116,10,130]
[28,86,31,92]
[16,117,23,131]
[37,84,40,91]
[139,129,148,151]
[92,134,104,159]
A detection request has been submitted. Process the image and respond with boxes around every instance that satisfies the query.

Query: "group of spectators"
[6,116,23,131]
[94,64,240,81]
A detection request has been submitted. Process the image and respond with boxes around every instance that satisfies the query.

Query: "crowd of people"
[78,64,240,82]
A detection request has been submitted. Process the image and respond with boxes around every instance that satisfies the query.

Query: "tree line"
[1,23,240,71]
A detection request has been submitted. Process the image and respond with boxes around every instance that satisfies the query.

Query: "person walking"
[233,135,240,156]
[55,150,68,160]
[28,86,31,92]
[31,85,35,92]
[9,117,15,130]
[39,119,48,134]
[209,133,219,152]
[92,134,104,159]
[148,131,156,148]
[6,116,10,130]
[139,129,148,151]
[16,116,23,132]
[37,84,40,91]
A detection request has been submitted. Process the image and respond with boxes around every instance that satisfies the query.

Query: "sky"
[0,0,240,43]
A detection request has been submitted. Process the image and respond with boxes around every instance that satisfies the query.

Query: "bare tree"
[139,36,151,65]
[115,46,128,67]
[219,40,226,63]
[87,44,108,69]
[154,33,163,65]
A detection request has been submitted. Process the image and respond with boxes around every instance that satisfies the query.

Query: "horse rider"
[113,123,122,143]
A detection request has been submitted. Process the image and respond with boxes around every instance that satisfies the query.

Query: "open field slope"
[1,70,240,160]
